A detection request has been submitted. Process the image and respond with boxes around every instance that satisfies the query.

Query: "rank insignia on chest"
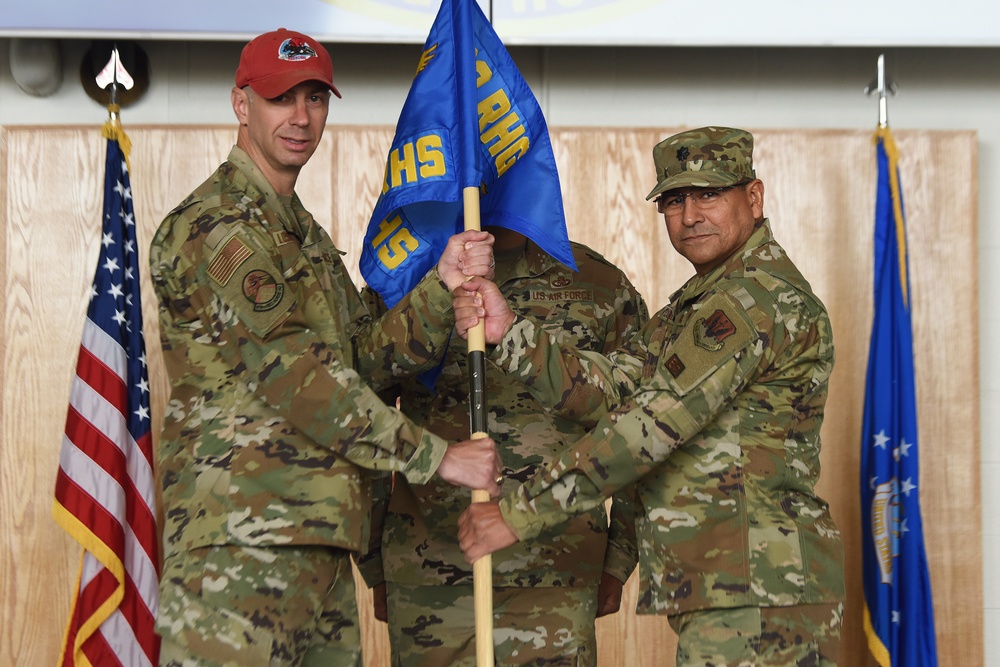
[272,230,294,247]
[693,309,737,352]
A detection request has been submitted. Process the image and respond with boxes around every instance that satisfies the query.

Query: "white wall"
[2,37,996,662]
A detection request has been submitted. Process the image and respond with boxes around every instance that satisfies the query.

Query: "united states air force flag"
[360,0,575,308]
[860,126,938,667]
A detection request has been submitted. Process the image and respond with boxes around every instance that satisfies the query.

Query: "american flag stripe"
[80,316,128,380]
[54,130,160,666]
[55,470,162,622]
[65,356,157,512]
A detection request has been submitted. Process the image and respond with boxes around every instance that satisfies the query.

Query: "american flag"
[53,127,161,666]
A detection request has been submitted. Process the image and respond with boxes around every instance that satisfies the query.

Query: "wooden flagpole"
[463,185,494,666]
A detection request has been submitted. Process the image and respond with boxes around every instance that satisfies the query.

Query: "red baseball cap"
[235,28,341,99]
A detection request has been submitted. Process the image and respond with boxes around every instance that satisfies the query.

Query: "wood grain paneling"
[0,125,980,666]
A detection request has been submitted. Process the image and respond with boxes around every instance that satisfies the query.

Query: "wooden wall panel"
[0,125,980,666]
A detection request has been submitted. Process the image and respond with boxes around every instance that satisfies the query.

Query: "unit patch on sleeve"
[693,309,737,351]
[242,269,284,311]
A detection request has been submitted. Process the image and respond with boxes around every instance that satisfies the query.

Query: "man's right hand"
[453,277,516,344]
[436,437,502,497]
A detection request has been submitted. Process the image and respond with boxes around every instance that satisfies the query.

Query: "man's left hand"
[437,230,495,292]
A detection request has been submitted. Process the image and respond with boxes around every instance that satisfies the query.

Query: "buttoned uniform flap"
[655,291,757,397]
[203,225,296,338]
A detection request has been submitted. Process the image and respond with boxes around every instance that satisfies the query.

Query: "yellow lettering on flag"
[382,133,448,194]
[372,214,420,270]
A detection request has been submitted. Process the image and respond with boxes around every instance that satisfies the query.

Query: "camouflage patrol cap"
[236,28,342,99]
[646,126,756,200]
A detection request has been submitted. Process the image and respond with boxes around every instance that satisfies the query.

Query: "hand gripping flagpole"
[463,184,494,667]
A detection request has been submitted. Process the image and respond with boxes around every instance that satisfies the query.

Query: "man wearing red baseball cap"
[149,28,501,666]
[235,28,342,101]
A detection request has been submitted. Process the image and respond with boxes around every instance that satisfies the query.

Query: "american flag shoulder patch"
[208,235,254,286]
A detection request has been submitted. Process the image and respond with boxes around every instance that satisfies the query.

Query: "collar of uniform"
[668,219,774,307]
[226,145,314,242]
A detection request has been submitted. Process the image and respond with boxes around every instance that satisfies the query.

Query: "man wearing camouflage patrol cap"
[149,28,502,667]
[454,126,846,665]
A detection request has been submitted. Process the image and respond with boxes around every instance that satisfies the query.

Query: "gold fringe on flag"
[873,126,908,308]
[102,104,132,168]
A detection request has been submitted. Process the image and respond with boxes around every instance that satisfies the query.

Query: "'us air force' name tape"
[369,45,533,273]
[528,289,594,303]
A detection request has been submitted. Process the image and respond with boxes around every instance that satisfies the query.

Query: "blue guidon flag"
[860,126,939,667]
[360,0,575,308]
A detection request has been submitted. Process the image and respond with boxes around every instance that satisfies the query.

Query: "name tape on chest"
[528,288,595,303]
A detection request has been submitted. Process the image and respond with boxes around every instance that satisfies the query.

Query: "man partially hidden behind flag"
[357,2,592,665]
[360,0,576,309]
[860,126,939,666]
[53,113,161,666]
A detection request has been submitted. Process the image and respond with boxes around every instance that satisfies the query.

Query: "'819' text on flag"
[360,0,576,308]
[53,126,161,666]
[860,126,938,667]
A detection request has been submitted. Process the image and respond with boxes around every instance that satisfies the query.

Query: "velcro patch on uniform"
[662,293,754,395]
[208,235,254,286]
[241,269,284,311]
[665,353,686,378]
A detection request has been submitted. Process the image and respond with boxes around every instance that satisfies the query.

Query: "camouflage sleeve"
[497,288,773,541]
[492,314,646,428]
[352,286,397,587]
[600,272,648,582]
[174,216,449,484]
[354,268,455,388]
[603,488,639,582]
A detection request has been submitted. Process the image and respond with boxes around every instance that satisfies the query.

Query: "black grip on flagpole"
[468,350,488,435]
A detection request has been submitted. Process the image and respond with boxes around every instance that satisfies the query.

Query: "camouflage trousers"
[157,544,361,667]
[385,582,600,666]
[667,602,844,667]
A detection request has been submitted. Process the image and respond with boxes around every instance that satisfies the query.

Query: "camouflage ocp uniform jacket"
[357,241,647,589]
[491,221,845,615]
[150,147,458,560]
